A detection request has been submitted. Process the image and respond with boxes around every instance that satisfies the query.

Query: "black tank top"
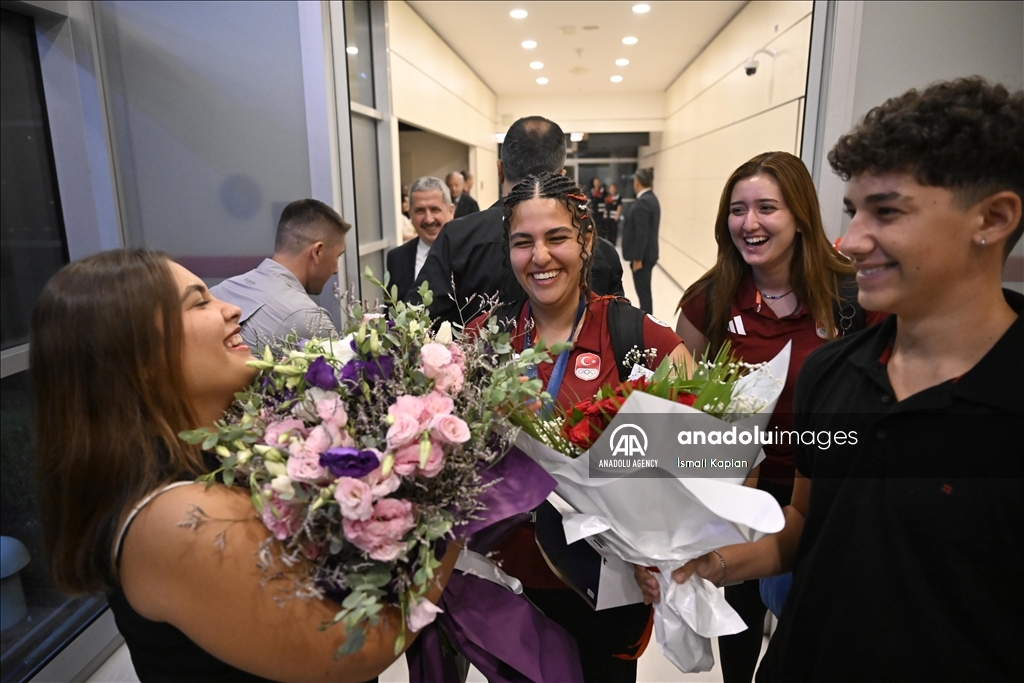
[108,479,277,682]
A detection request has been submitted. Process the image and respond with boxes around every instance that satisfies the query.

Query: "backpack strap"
[606,299,647,382]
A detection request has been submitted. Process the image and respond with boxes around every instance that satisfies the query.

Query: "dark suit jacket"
[385,237,420,301]
[452,193,480,219]
[407,199,627,324]
[621,189,660,265]
[591,237,625,298]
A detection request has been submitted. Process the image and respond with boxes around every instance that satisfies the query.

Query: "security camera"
[744,48,776,77]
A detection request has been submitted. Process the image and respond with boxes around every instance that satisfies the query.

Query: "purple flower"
[320,447,380,479]
[340,359,364,386]
[364,355,394,383]
[305,356,338,390]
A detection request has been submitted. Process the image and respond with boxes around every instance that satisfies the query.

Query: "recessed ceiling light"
[610,75,624,83]
[521,40,537,49]
[536,77,549,85]
[495,133,506,143]
[570,132,585,142]
[633,4,651,13]
[510,9,528,19]
[346,46,359,55]
[616,58,629,66]
[530,61,544,70]
[622,36,638,45]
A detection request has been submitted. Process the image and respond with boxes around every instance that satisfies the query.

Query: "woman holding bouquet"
[32,249,460,683]
[659,151,884,682]
[469,172,691,682]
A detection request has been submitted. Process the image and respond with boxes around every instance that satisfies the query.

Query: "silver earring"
[980,237,986,248]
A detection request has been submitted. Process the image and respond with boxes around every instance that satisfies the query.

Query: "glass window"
[0,9,69,351]
[343,0,375,108]
[351,114,382,246]
[579,162,639,200]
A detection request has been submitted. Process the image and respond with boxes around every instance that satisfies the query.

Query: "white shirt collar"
[414,238,432,277]
[637,188,651,198]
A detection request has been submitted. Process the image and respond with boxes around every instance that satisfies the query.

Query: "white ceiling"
[405,1,747,95]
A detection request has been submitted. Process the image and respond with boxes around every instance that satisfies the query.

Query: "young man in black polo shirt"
[636,78,1023,681]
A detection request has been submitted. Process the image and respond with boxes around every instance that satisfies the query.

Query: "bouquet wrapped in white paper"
[514,342,791,673]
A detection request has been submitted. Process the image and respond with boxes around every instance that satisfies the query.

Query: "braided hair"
[502,172,596,295]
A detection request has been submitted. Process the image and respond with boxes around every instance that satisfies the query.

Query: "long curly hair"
[679,152,854,355]
[502,172,596,295]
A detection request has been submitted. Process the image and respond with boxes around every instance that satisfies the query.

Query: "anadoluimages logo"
[608,423,648,457]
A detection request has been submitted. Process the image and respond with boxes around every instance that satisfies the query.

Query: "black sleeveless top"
[108,477,277,683]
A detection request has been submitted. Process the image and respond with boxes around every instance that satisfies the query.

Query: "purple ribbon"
[407,445,584,682]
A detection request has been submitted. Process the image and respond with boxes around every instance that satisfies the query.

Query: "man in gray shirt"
[211,199,350,349]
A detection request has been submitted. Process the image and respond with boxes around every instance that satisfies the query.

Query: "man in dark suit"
[386,176,453,300]
[446,171,480,219]
[621,168,660,315]
[408,116,625,325]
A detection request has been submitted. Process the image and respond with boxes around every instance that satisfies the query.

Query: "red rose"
[566,417,601,450]
[675,392,697,407]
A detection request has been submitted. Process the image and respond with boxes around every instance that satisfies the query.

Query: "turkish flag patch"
[575,352,601,380]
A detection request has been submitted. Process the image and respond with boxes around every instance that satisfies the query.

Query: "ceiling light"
[346,46,359,55]
[633,4,651,13]
[530,61,544,69]
[521,40,537,49]
[616,58,629,66]
[495,133,506,143]
[622,36,638,45]
[536,77,549,85]
[610,75,623,83]
[510,9,528,19]
[570,132,584,142]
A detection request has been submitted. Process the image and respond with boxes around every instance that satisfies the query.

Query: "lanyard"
[524,297,587,418]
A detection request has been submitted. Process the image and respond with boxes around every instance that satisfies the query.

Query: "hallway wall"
[387,1,498,208]
[398,130,468,190]
[643,1,813,291]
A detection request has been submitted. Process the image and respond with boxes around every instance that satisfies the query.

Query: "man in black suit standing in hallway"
[621,167,660,315]
[386,176,453,300]
[446,171,480,219]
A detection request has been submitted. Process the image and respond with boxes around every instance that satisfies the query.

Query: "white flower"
[270,474,295,499]
[324,335,356,365]
[434,321,454,345]
[406,597,444,632]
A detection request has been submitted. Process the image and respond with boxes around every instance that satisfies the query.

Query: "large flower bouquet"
[180,279,560,659]
[512,343,792,673]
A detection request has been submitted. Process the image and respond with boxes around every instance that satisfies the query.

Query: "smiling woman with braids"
[467,172,691,682]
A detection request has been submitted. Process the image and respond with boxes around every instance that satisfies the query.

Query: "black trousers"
[524,587,650,683]
[719,479,793,683]
[631,262,654,315]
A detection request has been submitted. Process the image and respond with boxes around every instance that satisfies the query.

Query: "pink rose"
[287,454,328,484]
[364,466,401,497]
[323,422,354,448]
[288,425,332,460]
[334,477,374,521]
[386,412,422,450]
[261,491,303,540]
[430,414,471,445]
[447,343,466,369]
[434,364,464,394]
[316,393,348,429]
[407,597,444,632]
[392,442,423,477]
[389,395,427,425]
[263,419,307,446]
[342,498,416,561]
[419,343,453,379]
[421,391,454,418]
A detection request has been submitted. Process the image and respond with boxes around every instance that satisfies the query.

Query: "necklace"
[755,289,792,313]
